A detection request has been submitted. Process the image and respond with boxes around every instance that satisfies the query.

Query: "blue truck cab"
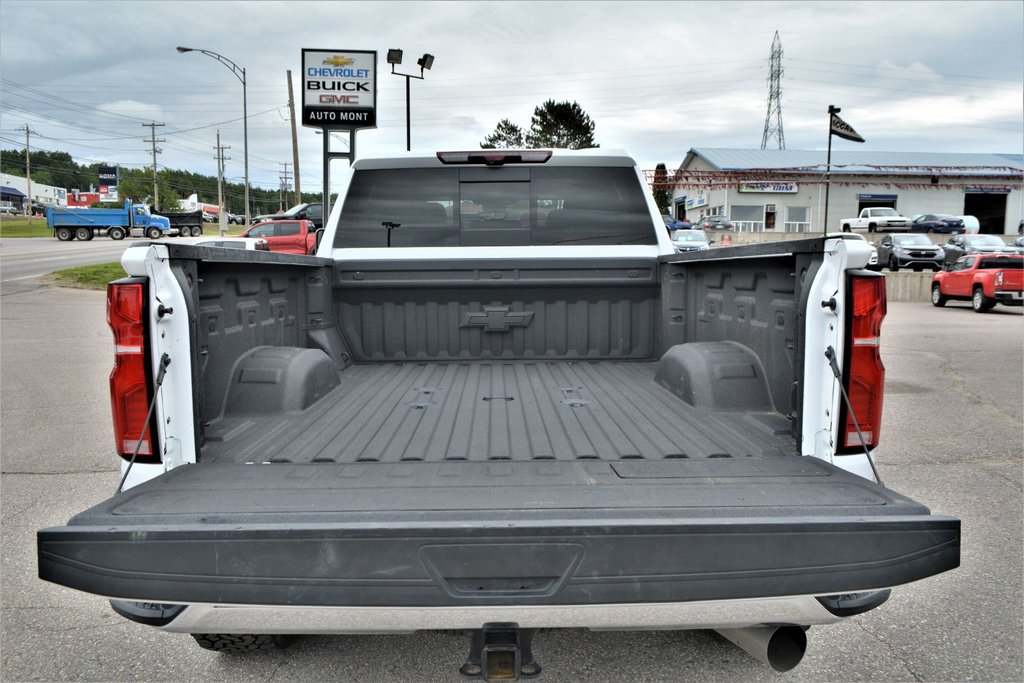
[48,199,171,241]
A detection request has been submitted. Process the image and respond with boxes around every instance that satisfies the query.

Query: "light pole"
[387,49,434,152]
[177,46,250,226]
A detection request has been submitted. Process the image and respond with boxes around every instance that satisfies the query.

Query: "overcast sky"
[1,0,1021,200]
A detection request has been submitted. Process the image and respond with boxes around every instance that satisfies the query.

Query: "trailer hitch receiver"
[459,623,541,681]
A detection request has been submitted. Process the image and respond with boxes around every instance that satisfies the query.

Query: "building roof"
[1,185,27,198]
[684,148,1024,177]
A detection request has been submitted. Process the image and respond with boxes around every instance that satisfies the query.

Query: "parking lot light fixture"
[389,49,434,152]
[177,46,250,226]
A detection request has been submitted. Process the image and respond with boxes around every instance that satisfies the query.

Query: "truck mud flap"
[38,459,959,607]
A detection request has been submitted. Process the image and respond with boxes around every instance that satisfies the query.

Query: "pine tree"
[524,100,597,149]
[652,163,672,214]
[480,119,525,148]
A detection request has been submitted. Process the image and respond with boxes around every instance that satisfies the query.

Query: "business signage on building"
[964,186,1012,194]
[301,49,377,129]
[738,182,798,193]
[686,195,709,209]
[858,194,897,201]
[97,166,119,201]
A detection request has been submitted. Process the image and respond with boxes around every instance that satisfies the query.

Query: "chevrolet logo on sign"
[323,56,355,67]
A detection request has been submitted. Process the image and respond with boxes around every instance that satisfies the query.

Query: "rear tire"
[55,227,73,241]
[75,227,92,241]
[191,633,290,653]
[108,227,126,241]
[146,228,161,240]
[972,287,995,313]
[931,284,948,307]
[191,226,203,237]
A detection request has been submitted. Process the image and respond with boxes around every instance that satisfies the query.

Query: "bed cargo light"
[838,273,887,452]
[107,280,159,463]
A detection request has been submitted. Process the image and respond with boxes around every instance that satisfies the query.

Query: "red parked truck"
[242,218,317,254]
[931,253,1024,312]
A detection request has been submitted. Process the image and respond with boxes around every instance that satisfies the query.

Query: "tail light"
[995,272,1004,286]
[108,279,159,463]
[838,273,886,453]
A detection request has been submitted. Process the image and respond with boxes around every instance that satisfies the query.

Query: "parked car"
[1015,236,1024,248]
[699,215,734,230]
[0,200,18,215]
[241,219,318,254]
[662,215,692,231]
[876,233,944,272]
[910,214,965,234]
[227,213,245,225]
[931,254,1023,312]
[193,236,269,251]
[671,228,712,252]
[942,234,1024,267]
[252,202,323,230]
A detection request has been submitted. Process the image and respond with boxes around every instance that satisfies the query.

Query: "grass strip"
[47,262,127,290]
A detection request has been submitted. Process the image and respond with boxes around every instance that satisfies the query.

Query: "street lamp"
[177,46,250,226]
[387,49,434,152]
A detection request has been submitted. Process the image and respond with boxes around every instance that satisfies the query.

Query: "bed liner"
[202,359,795,465]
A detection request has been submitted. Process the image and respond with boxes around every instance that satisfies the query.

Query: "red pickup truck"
[931,254,1024,312]
[242,219,317,255]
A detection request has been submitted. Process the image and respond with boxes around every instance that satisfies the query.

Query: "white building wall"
[0,173,67,206]
[671,161,1022,234]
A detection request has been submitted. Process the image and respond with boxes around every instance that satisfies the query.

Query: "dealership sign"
[301,49,377,129]
[738,182,798,193]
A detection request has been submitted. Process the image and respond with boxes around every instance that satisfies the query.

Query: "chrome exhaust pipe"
[715,625,807,672]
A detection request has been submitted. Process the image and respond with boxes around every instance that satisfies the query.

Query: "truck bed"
[37,245,959,613]
[203,359,794,465]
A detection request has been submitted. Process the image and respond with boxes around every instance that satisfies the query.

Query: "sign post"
[301,49,377,225]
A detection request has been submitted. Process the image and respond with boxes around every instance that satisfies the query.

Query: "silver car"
[671,229,712,252]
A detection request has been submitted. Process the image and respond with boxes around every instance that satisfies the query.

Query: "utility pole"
[214,131,231,236]
[21,124,33,215]
[142,122,165,209]
[287,70,301,204]
[278,162,292,211]
[761,31,785,150]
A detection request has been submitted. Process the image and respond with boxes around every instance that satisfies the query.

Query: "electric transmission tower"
[761,31,785,150]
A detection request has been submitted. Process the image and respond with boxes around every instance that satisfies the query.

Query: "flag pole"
[824,104,837,236]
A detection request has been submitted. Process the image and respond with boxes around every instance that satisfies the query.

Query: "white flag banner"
[830,113,865,143]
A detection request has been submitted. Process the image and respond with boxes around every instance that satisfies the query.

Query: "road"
[0,260,1021,681]
[0,238,135,287]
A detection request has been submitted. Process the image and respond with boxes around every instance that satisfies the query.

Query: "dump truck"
[46,200,171,241]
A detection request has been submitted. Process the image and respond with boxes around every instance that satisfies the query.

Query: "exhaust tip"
[765,625,807,672]
[715,625,807,673]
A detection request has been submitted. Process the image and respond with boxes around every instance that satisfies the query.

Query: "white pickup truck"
[38,149,959,680]
[840,207,912,233]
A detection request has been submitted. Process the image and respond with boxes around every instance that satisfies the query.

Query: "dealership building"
[667,149,1023,235]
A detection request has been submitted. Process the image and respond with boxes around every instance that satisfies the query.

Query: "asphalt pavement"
[1,264,1021,681]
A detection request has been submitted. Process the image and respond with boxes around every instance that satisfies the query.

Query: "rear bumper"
[144,595,848,634]
[994,290,1023,303]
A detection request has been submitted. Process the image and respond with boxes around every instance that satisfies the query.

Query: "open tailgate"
[39,458,959,607]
